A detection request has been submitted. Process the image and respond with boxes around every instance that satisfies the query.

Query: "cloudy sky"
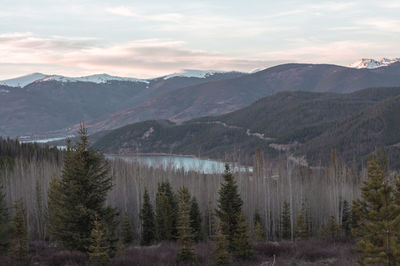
[0,0,399,79]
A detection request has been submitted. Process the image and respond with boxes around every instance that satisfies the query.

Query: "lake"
[107,154,251,174]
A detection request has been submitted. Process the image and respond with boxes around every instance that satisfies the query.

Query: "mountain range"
[1,58,400,168]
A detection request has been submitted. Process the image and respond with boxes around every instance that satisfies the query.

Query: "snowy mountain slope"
[40,73,149,84]
[0,73,47,87]
[162,69,227,80]
[0,71,234,88]
[349,58,400,69]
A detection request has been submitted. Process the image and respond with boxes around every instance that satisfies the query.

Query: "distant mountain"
[0,71,245,137]
[162,69,228,79]
[93,87,400,168]
[349,58,400,69]
[80,62,400,134]
[0,73,48,87]
[0,70,234,88]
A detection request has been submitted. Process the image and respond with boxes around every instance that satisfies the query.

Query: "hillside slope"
[93,87,400,167]
[82,63,400,134]
[0,72,243,137]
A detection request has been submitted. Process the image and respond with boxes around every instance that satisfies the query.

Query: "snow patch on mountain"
[163,69,225,80]
[0,73,47,87]
[349,58,400,69]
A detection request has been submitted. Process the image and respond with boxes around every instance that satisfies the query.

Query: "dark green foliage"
[190,197,202,242]
[0,185,8,251]
[232,212,253,259]
[294,212,309,240]
[0,137,62,166]
[156,190,173,241]
[340,200,351,236]
[155,181,178,241]
[47,126,118,252]
[321,216,340,240]
[212,220,231,266]
[176,187,195,264]
[8,199,28,262]
[253,211,265,242]
[140,189,156,246]
[280,201,291,240]
[216,164,243,249]
[88,219,110,266]
[352,154,400,265]
[121,211,134,246]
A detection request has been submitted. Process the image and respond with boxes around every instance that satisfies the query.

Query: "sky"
[0,0,399,79]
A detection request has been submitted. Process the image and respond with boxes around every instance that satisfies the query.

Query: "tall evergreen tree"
[176,187,195,264]
[156,189,173,241]
[325,215,340,240]
[47,125,118,251]
[8,199,28,262]
[280,201,291,240]
[352,154,400,265]
[0,185,9,251]
[216,164,243,249]
[88,219,110,266]
[294,212,309,240]
[212,220,231,266]
[121,211,134,246]
[232,212,253,259]
[140,189,156,246]
[190,197,202,242]
[160,182,178,238]
[253,210,265,242]
[341,200,351,236]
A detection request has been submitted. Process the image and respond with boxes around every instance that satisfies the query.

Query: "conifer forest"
[1,126,399,265]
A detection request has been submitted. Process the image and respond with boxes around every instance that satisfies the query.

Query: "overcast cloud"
[0,0,399,79]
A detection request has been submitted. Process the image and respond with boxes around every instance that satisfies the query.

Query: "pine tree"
[232,212,253,259]
[0,185,9,251]
[216,164,243,249]
[190,197,202,242]
[47,126,118,251]
[294,212,309,240]
[352,154,400,265]
[254,222,265,242]
[88,219,110,266]
[212,220,231,266]
[280,201,291,240]
[341,200,351,236]
[8,199,28,262]
[253,210,265,242]
[160,182,178,239]
[176,187,195,264]
[121,211,134,246]
[156,190,173,241]
[140,189,156,246]
[326,215,340,240]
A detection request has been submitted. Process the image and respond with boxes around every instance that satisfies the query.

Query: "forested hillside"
[93,87,400,168]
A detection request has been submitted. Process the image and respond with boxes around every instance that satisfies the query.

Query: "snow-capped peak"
[0,73,149,87]
[162,69,225,80]
[39,73,149,84]
[349,58,400,69]
[0,73,47,88]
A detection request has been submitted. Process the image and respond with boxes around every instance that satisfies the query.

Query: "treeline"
[0,137,63,168]
[0,128,398,264]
